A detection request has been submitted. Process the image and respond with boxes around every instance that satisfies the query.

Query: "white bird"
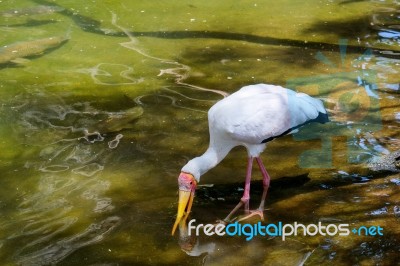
[172,84,329,235]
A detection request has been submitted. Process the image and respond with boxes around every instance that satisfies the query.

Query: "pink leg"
[255,157,270,212]
[222,157,253,223]
[241,156,254,213]
[237,157,270,222]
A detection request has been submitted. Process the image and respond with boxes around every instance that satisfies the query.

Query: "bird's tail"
[293,92,330,124]
[313,111,330,124]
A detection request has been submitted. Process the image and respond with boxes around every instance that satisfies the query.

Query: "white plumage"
[172,83,329,235]
[181,84,328,181]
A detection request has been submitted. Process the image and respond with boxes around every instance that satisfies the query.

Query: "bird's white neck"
[181,142,233,182]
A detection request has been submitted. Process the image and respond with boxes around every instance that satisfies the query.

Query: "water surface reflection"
[0,0,399,265]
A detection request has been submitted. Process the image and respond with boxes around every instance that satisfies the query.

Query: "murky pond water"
[0,0,400,265]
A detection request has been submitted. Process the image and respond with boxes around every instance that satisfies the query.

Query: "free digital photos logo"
[186,219,384,241]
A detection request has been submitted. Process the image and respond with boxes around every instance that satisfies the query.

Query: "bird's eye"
[189,181,193,185]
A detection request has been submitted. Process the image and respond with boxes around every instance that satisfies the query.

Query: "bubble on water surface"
[80,130,105,143]
[108,134,123,149]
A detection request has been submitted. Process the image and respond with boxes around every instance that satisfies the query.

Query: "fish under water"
[0,35,69,65]
[0,5,65,18]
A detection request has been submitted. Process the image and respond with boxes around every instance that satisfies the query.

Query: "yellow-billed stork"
[172,84,329,235]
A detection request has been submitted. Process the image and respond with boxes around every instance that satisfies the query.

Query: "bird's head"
[171,172,197,235]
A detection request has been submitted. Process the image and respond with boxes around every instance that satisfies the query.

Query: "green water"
[0,0,400,265]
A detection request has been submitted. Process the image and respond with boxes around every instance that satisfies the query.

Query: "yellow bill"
[171,189,194,235]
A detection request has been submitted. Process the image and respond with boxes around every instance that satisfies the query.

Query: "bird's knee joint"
[240,196,249,203]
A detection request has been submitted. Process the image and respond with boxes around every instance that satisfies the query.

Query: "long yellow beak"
[171,189,194,235]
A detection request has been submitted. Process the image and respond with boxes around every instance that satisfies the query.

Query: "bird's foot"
[237,209,264,222]
[215,214,241,226]
[214,219,227,225]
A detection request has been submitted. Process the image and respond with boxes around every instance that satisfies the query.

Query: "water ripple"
[76,63,144,86]
[72,163,105,177]
[0,89,132,264]
[15,216,121,266]
[110,12,229,98]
